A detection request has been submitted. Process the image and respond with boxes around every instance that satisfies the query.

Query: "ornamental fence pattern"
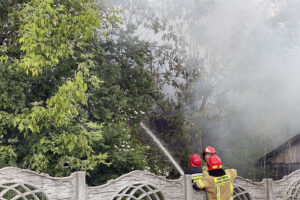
[0,167,299,200]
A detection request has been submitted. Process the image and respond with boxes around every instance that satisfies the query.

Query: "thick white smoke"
[144,0,300,177]
[183,0,300,178]
[202,0,300,141]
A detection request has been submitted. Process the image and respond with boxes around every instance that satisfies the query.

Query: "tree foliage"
[85,25,164,185]
[0,0,178,184]
[0,0,118,176]
[16,0,104,75]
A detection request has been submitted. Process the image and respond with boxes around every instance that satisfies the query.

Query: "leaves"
[16,0,107,76]
[0,0,115,177]
[0,0,185,183]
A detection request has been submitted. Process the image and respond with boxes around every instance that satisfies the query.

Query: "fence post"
[184,175,193,200]
[266,178,274,200]
[76,171,86,200]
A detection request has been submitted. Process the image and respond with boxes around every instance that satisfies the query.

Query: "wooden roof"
[256,133,300,166]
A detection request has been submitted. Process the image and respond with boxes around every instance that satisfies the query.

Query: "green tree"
[0,0,118,176]
[83,23,183,185]
[0,0,171,184]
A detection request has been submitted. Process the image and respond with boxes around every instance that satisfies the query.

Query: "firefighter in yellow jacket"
[193,154,237,200]
[202,146,217,176]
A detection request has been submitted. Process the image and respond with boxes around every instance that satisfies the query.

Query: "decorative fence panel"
[88,170,185,200]
[0,167,299,200]
[0,167,84,200]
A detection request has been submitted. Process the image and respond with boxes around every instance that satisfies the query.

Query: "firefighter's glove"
[192,182,200,190]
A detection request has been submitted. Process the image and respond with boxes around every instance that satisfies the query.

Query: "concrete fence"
[0,167,299,199]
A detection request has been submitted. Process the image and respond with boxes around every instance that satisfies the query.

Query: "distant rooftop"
[256,133,300,166]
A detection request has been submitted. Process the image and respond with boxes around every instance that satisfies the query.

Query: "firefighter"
[202,146,217,175]
[185,154,203,184]
[193,154,237,200]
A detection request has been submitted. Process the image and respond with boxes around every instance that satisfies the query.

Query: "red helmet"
[202,146,216,155]
[202,146,216,159]
[189,153,202,168]
[207,154,222,171]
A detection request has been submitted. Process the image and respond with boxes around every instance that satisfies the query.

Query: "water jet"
[140,122,184,176]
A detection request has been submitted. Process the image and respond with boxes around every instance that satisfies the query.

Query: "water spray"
[140,122,184,176]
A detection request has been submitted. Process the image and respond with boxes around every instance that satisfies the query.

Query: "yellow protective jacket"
[195,169,237,200]
[202,165,209,176]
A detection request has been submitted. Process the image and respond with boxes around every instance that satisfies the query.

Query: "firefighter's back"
[205,169,237,200]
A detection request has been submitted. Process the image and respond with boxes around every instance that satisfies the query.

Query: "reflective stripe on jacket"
[195,169,237,200]
[191,173,203,183]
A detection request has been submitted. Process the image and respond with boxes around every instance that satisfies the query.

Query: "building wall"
[266,141,300,180]
[269,163,300,180]
[271,141,300,164]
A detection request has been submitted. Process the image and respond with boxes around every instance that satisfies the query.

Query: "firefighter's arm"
[202,170,208,176]
[227,169,237,180]
[202,165,208,176]
[191,175,203,184]
[193,178,209,189]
